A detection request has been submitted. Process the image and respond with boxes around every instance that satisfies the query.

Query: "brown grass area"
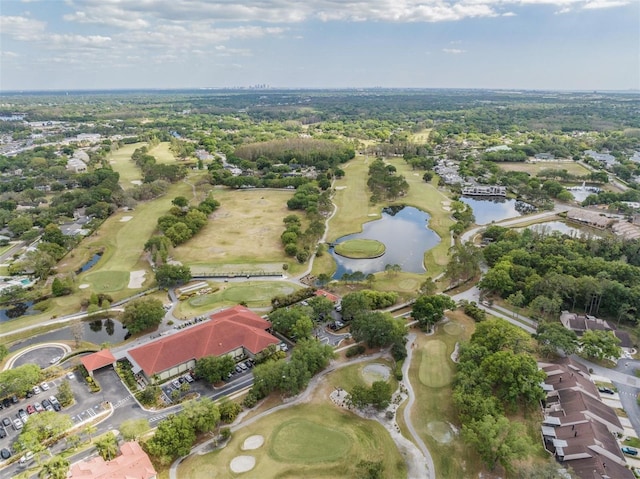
[497,161,590,176]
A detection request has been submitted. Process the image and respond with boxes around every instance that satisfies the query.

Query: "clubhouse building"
[126,305,280,382]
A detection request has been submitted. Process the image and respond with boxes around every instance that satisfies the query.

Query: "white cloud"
[443,48,466,54]
[583,0,630,9]
[0,15,46,40]
[0,51,19,58]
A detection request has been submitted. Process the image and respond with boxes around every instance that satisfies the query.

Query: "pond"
[329,205,441,279]
[8,318,128,352]
[518,220,604,238]
[0,301,40,323]
[76,252,102,274]
[460,197,523,225]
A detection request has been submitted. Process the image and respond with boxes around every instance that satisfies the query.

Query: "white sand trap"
[130,180,142,185]
[242,435,264,450]
[128,270,146,289]
[335,186,347,190]
[78,284,90,289]
[230,456,256,473]
[120,216,133,222]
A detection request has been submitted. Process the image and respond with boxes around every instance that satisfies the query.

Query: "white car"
[40,382,50,391]
[172,379,180,388]
[66,372,75,380]
[32,386,41,395]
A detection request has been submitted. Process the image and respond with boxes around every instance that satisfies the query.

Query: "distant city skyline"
[0,0,638,92]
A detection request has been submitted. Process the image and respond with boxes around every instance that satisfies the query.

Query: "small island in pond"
[334,239,386,259]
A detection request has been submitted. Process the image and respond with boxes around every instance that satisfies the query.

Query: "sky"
[0,0,638,91]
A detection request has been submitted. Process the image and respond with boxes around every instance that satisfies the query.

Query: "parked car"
[171,379,180,388]
[52,402,61,412]
[2,418,10,427]
[238,363,248,371]
[32,386,41,395]
[13,418,22,430]
[235,366,243,373]
[279,342,288,352]
[244,361,253,369]
[0,428,5,439]
[19,451,33,464]
[622,446,638,456]
[26,405,36,415]
[40,382,50,391]
[33,402,43,413]
[184,374,193,383]
[0,448,11,460]
[49,396,59,406]
[66,372,75,380]
[598,386,615,394]
[18,409,28,423]
[2,398,11,408]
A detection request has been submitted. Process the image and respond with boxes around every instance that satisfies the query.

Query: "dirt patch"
[362,364,391,385]
[242,435,264,450]
[229,455,256,473]
[128,270,146,289]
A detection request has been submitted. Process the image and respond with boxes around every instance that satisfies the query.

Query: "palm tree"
[39,456,69,479]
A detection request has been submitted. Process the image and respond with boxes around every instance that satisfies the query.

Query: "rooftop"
[69,441,157,479]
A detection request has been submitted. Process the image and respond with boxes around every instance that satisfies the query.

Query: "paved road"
[402,333,435,479]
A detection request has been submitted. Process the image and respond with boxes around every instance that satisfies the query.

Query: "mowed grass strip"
[334,239,385,259]
[106,142,146,189]
[175,281,300,317]
[148,142,180,164]
[418,339,453,388]
[176,403,407,479]
[269,418,351,463]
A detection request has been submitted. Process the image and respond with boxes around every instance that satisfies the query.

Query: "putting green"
[418,339,453,388]
[269,419,351,463]
[334,239,385,259]
[444,322,463,335]
[81,271,129,293]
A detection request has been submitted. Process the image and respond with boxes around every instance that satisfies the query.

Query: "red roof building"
[69,441,157,479]
[314,289,339,303]
[80,349,116,377]
[127,305,279,380]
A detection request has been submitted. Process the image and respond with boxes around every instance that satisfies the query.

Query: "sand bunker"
[335,186,347,190]
[78,284,90,289]
[128,270,146,289]
[242,435,264,450]
[362,364,391,385]
[230,455,256,473]
[130,180,142,185]
[427,421,454,444]
[120,216,133,222]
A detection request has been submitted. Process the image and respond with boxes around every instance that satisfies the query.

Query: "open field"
[496,161,590,176]
[411,128,432,143]
[107,142,146,189]
[148,142,180,164]
[174,280,301,317]
[335,239,385,259]
[177,402,406,479]
[171,188,307,276]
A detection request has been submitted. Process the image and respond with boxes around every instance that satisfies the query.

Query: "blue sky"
[0,0,638,91]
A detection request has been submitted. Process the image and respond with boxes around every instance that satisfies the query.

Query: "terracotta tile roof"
[81,349,116,372]
[128,305,279,376]
[69,441,156,479]
[314,289,339,302]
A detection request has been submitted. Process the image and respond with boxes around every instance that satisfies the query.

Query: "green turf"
[418,339,453,388]
[334,239,385,259]
[148,142,179,164]
[81,271,130,293]
[269,418,352,463]
[106,142,146,189]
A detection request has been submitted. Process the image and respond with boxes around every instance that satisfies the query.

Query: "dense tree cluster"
[480,228,640,322]
[195,355,236,383]
[347,380,392,410]
[151,195,219,247]
[367,159,409,202]
[268,306,314,340]
[121,297,165,334]
[0,363,41,398]
[454,319,544,472]
[132,145,187,183]
[154,264,192,288]
[411,294,456,331]
[270,287,315,309]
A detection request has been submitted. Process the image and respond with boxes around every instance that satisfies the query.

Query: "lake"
[330,205,441,279]
[460,197,523,225]
[518,220,604,238]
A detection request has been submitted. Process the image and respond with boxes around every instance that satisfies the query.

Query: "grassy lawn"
[496,161,590,176]
[327,357,398,392]
[107,142,146,189]
[171,188,306,276]
[177,403,407,479]
[148,142,180,164]
[335,239,385,259]
[411,128,432,143]
[174,281,301,317]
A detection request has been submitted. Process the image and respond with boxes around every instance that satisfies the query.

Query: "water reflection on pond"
[0,301,39,323]
[518,221,604,238]
[330,205,440,279]
[460,197,523,225]
[8,318,128,352]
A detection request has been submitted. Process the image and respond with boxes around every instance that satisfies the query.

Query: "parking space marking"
[113,395,133,409]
